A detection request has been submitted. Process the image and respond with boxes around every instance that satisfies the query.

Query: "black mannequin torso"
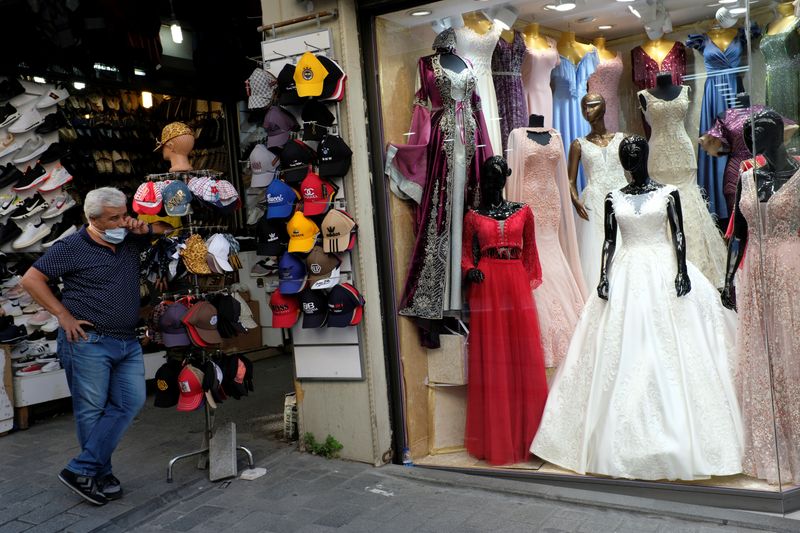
[528,114,544,128]
[439,52,468,72]
[526,114,551,145]
[640,71,682,110]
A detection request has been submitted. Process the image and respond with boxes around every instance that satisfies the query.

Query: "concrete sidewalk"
[0,354,797,533]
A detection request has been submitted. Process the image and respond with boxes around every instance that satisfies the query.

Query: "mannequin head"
[619,135,649,175]
[581,93,606,123]
[480,156,511,197]
[156,122,195,171]
[433,28,457,52]
[743,109,785,158]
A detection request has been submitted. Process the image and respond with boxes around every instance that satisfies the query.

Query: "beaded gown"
[462,206,548,466]
[506,128,587,369]
[531,186,743,481]
[761,20,800,152]
[521,36,560,129]
[639,86,727,287]
[630,42,687,138]
[734,167,800,485]
[587,55,623,132]
[491,31,528,153]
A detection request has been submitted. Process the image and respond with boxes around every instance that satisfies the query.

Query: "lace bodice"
[577,133,626,194]
[516,132,563,231]
[456,25,502,76]
[740,167,800,243]
[442,66,472,101]
[640,86,697,180]
[611,186,676,248]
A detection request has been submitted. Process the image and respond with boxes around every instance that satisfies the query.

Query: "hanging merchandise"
[182,301,223,347]
[257,217,289,256]
[286,211,320,253]
[205,234,234,274]
[180,234,213,275]
[277,63,304,105]
[265,178,299,219]
[491,30,528,153]
[300,172,337,216]
[269,287,301,328]
[586,39,623,133]
[280,140,316,184]
[294,51,329,97]
[301,100,336,141]
[161,180,193,217]
[264,105,300,149]
[153,359,182,408]
[300,288,328,328]
[246,68,278,110]
[316,55,347,102]
[278,252,308,294]
[761,6,800,152]
[176,365,206,412]
[248,144,280,188]
[318,135,352,178]
[321,209,356,253]
[326,283,365,327]
[305,245,341,290]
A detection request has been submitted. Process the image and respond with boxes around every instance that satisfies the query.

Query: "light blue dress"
[551,49,599,192]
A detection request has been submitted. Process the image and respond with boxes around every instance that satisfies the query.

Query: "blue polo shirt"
[32,226,149,339]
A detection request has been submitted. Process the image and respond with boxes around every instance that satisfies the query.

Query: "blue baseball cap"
[265,179,297,220]
[278,252,307,294]
[161,180,193,216]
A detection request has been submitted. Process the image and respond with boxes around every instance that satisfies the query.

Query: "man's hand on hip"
[58,311,93,342]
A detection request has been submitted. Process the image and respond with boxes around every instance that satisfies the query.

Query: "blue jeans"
[57,329,146,478]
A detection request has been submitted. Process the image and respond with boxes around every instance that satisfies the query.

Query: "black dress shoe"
[58,469,108,506]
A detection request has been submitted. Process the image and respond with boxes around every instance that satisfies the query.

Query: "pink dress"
[506,128,587,368]
[521,37,559,129]
[587,55,623,132]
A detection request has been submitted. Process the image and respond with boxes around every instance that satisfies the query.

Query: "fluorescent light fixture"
[598,25,614,30]
[492,5,518,31]
[170,23,183,44]
[134,68,146,76]
[409,9,432,16]
[616,0,635,2]
[628,5,641,18]
[718,0,737,4]
[141,91,153,109]
[545,0,576,11]
[73,81,86,90]
[32,76,46,84]
[93,63,119,72]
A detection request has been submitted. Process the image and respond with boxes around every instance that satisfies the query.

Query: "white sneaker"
[38,166,73,193]
[41,316,59,332]
[11,136,48,164]
[12,220,50,249]
[22,303,42,314]
[0,194,18,216]
[2,301,21,316]
[35,88,70,109]
[40,361,60,372]
[10,341,49,360]
[28,310,53,327]
[1,275,20,288]
[0,141,21,159]
[41,222,77,248]
[40,193,75,219]
[8,108,44,134]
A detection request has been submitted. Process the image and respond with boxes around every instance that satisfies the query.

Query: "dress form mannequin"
[599,135,691,299]
[641,38,680,66]
[526,114,551,146]
[640,71,682,109]
[462,10,493,35]
[523,23,550,51]
[568,94,615,220]
[528,114,544,128]
[163,134,194,172]
[707,26,740,52]
[557,31,593,64]
[592,37,617,61]
[500,29,515,44]
[768,1,799,35]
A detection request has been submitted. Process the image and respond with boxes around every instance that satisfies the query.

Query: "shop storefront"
[359,0,800,514]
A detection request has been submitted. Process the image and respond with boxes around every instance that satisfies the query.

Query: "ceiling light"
[628,5,641,18]
[409,9,432,16]
[718,0,737,4]
[170,23,183,44]
[73,81,85,90]
[492,6,518,31]
[598,25,614,30]
[32,76,46,84]
[141,91,153,109]
[134,68,146,76]
[616,0,635,2]
[545,1,576,12]
[729,6,747,14]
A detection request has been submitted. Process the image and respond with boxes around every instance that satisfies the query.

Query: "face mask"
[98,226,127,244]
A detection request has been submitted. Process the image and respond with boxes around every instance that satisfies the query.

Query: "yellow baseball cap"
[287,211,320,253]
[293,52,329,98]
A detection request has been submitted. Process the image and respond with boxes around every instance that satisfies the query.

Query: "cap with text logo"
[318,135,352,178]
[294,52,329,98]
[317,55,347,101]
[264,105,299,149]
[327,283,365,328]
[176,364,205,412]
[287,211,320,253]
[161,180,193,216]
[321,209,357,253]
[246,68,277,110]
[305,245,341,287]
[249,144,279,187]
[257,217,289,256]
[280,140,316,184]
[269,287,300,328]
[182,301,222,347]
[277,63,303,105]
[300,288,328,328]
[278,252,307,294]
[301,172,338,216]
[265,178,298,219]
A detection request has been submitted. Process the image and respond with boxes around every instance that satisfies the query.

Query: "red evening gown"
[462,206,549,466]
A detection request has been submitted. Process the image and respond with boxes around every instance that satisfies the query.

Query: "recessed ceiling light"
[577,16,597,23]
[598,25,614,30]
[718,0,737,4]
[615,0,635,2]
[409,9,432,16]
[545,0,576,11]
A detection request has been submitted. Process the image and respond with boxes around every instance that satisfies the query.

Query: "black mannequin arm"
[466,230,484,284]
[666,189,691,296]
[597,193,617,300]
[721,180,748,310]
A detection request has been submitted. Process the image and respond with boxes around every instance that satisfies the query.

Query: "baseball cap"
[277,63,303,105]
[205,233,233,273]
[214,294,242,338]
[269,287,300,328]
[154,122,194,151]
[246,68,277,110]
[222,355,249,399]
[176,364,205,412]
[133,181,164,215]
[317,55,346,101]
[300,289,328,328]
[278,252,307,294]
[318,135,352,178]
[301,172,337,216]
[158,302,192,347]
[265,178,298,219]
[321,209,357,253]
[327,283,365,327]
[287,211,320,253]
[294,52,329,98]
[301,100,335,141]
[233,292,258,329]
[305,245,341,285]
[161,180,193,216]
[182,301,223,347]
[280,140,316,184]
[249,144,280,187]
[153,359,181,408]
[257,217,289,256]
[264,105,299,149]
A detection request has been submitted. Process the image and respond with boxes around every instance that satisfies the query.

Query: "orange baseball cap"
[287,211,320,253]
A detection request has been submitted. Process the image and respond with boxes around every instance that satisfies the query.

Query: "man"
[21,187,173,506]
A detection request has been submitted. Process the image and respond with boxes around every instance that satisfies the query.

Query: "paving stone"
[312,503,364,528]
[0,522,31,533]
[16,513,82,533]
[165,506,226,532]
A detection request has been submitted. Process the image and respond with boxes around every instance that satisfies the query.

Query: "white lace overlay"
[531,186,743,481]
[639,86,726,287]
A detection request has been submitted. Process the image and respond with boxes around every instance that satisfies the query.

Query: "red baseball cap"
[269,288,300,328]
[301,172,337,216]
[176,365,205,411]
[132,181,164,215]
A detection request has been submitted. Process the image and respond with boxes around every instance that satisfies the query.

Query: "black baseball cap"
[318,135,352,178]
[153,359,182,408]
[301,100,335,141]
[257,217,289,256]
[280,140,316,184]
[300,289,328,328]
[317,55,345,101]
[327,283,365,327]
[277,63,303,105]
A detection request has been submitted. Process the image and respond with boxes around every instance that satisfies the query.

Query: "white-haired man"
[22,187,173,506]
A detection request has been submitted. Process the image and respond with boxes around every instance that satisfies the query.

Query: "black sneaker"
[0,324,27,343]
[0,79,24,102]
[58,468,108,506]
[35,111,67,135]
[41,218,77,248]
[0,162,16,181]
[0,103,18,127]
[0,221,22,245]
[12,165,48,193]
[37,143,70,165]
[96,473,123,501]
[0,166,22,190]
[9,193,47,219]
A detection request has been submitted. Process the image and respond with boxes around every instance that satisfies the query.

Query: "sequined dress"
[531,185,743,481]
[630,42,686,137]
[491,31,528,153]
[639,86,727,287]
[735,167,800,485]
[506,128,587,368]
[587,55,623,132]
[761,20,800,152]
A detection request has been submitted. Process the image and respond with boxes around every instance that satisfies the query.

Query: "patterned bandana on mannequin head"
[433,27,457,53]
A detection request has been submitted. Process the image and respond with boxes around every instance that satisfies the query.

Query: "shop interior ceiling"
[0,0,263,101]
[380,0,765,40]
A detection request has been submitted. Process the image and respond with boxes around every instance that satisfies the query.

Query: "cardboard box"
[427,384,466,454]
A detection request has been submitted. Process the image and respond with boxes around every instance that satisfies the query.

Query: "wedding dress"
[531,185,743,481]
[639,86,727,287]
[575,132,627,291]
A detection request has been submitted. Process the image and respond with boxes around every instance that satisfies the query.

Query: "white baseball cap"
[206,234,233,273]
[249,144,279,188]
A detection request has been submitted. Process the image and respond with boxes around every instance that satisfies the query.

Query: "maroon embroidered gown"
[461,206,548,465]
[630,42,687,137]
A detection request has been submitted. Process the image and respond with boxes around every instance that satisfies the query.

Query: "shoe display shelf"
[9,346,166,430]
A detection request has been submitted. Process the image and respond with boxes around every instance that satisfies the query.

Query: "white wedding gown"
[531,185,743,481]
